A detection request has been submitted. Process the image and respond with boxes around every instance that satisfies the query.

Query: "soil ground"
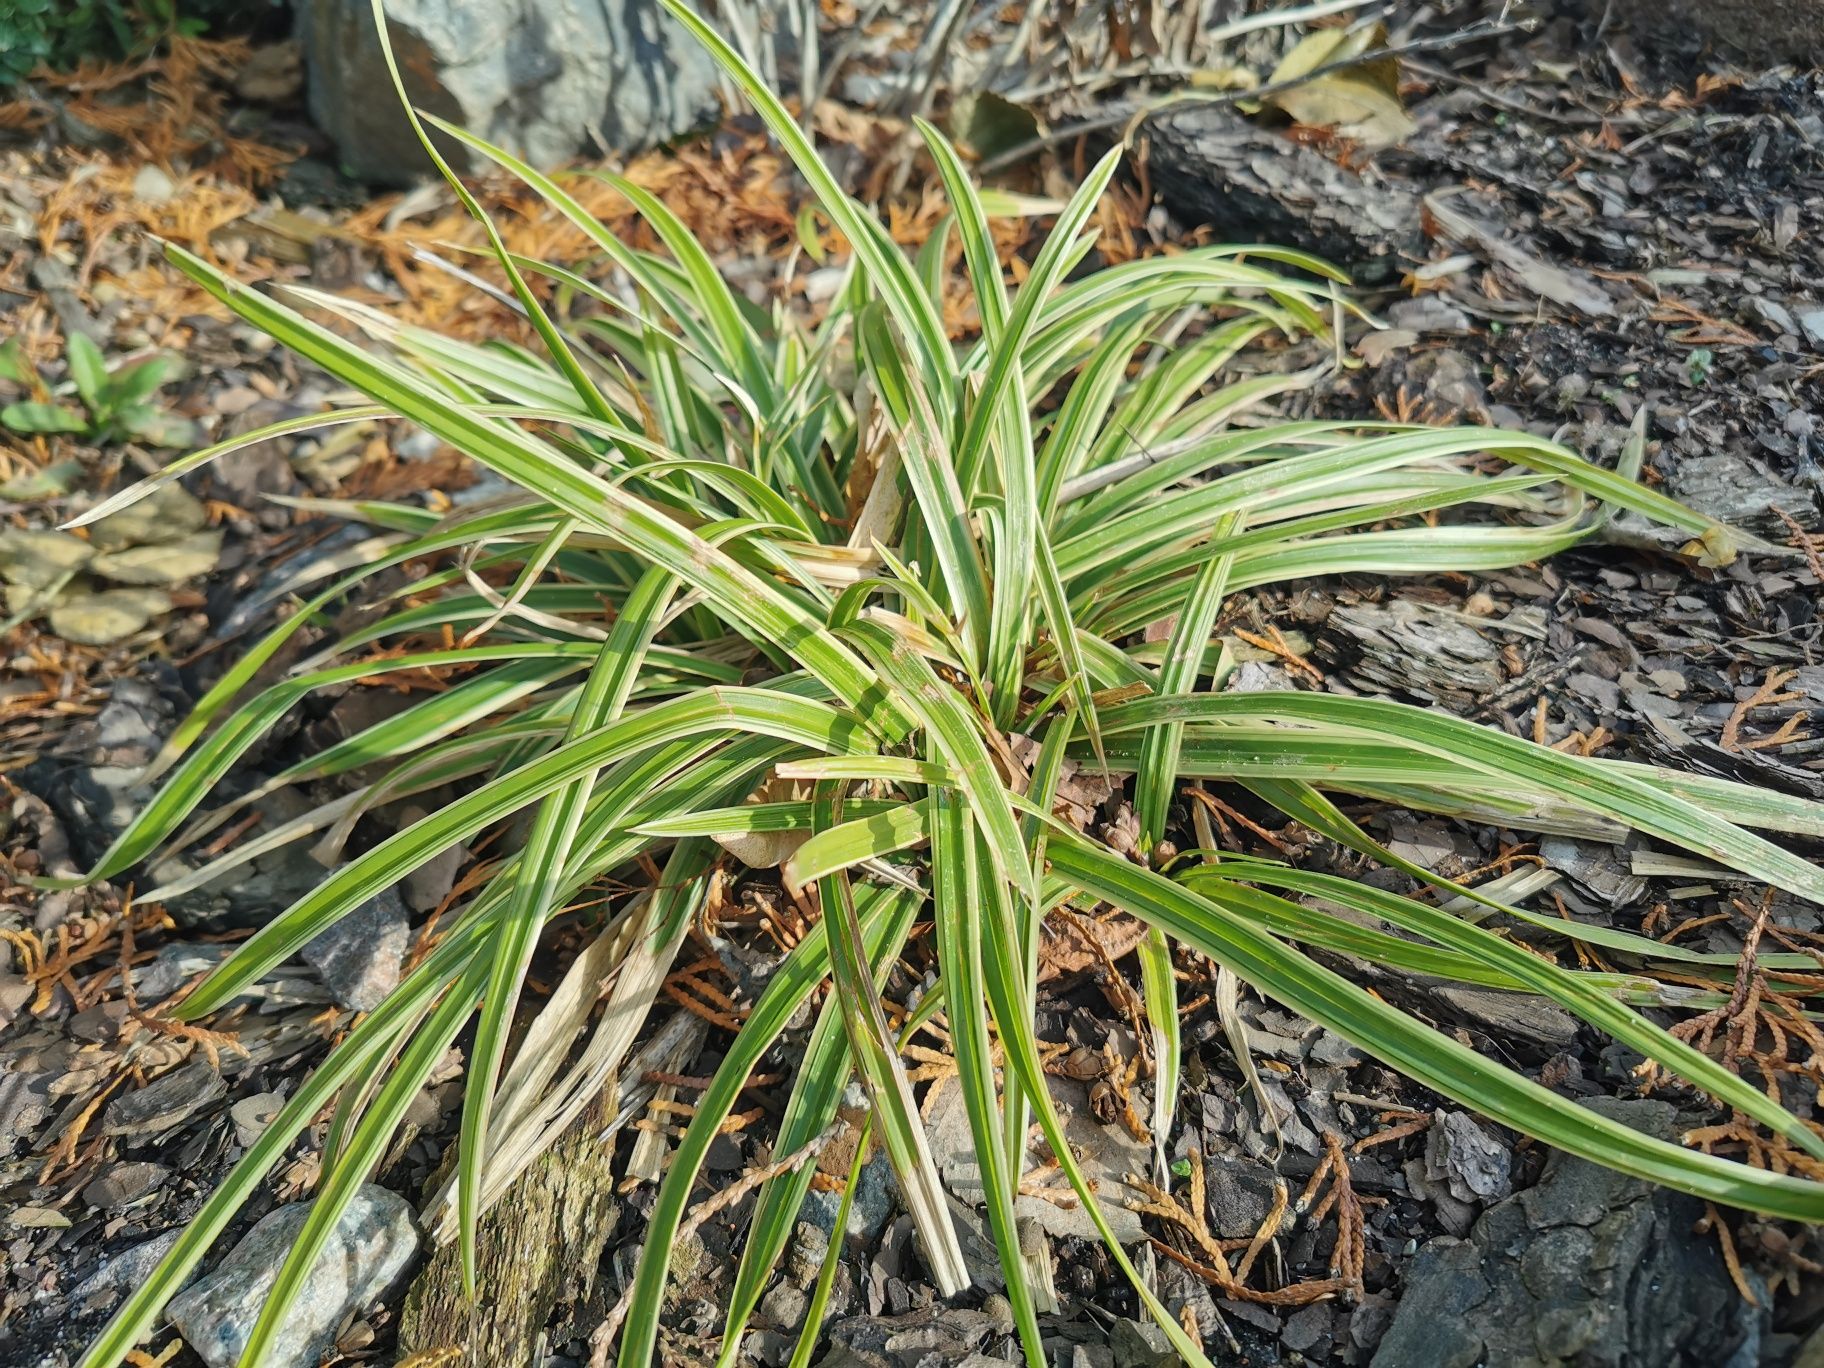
[1,4,1822,1366]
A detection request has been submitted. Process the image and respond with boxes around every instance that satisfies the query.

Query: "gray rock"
[1386,296,1472,334]
[743,1330,796,1366]
[1748,297,1797,337]
[1568,669,1622,713]
[784,1219,828,1288]
[943,1194,1006,1291]
[1430,983,1581,1051]
[1402,1155,1479,1239]
[1669,452,1813,534]
[1282,1303,1333,1355]
[704,1131,744,1172]
[804,1146,897,1248]
[1310,1030,1366,1068]
[24,676,328,932]
[1374,1099,1761,1368]
[167,1184,419,1368]
[130,942,230,1002]
[926,1075,1148,1242]
[1381,817,1466,873]
[1322,598,1503,707]
[1796,1320,1824,1368]
[1144,103,1424,283]
[1204,1151,1282,1239]
[1243,1076,1321,1158]
[207,403,304,511]
[816,1306,1002,1367]
[1110,1317,1181,1367]
[1801,308,1824,352]
[0,972,30,1027]
[398,819,467,912]
[1542,836,1648,909]
[1404,348,1489,421]
[300,886,409,1012]
[0,1064,57,1149]
[760,1280,809,1332]
[232,1091,284,1148]
[23,676,181,866]
[1350,1295,1396,1354]
[1229,658,1298,692]
[153,789,334,932]
[303,0,732,184]
[75,1229,186,1300]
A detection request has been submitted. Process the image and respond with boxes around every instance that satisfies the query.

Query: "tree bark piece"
[1138,104,1425,282]
[398,1102,622,1365]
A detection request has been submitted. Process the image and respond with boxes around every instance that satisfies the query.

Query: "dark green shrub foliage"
[0,0,290,86]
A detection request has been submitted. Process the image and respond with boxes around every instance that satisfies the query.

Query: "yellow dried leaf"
[1265,24,1414,149]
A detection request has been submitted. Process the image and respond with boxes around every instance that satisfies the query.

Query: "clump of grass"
[69,2,1824,1365]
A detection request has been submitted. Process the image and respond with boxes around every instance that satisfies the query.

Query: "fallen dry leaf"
[1037,910,1151,981]
[1266,24,1415,150]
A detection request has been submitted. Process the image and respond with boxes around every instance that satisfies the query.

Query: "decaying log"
[397,1101,622,1365]
[1136,104,1425,282]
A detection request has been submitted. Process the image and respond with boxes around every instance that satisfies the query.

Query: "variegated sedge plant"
[68,3,1824,1365]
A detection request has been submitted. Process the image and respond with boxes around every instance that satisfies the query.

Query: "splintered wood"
[398,1103,621,1366]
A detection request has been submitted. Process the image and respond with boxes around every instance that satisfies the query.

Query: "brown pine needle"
[1234,1177,1288,1284]
[1233,625,1325,683]
[1700,1203,1760,1307]
[1353,1114,1433,1153]
[1721,667,1803,753]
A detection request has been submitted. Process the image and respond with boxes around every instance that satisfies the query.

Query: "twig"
[995,0,1052,75]
[409,246,527,317]
[815,0,892,107]
[1402,58,1608,126]
[1186,788,1294,855]
[1056,362,1334,505]
[1205,0,1379,46]
[1001,3,1398,106]
[1233,625,1325,684]
[895,0,972,120]
[1150,1239,1349,1307]
[1472,652,1583,721]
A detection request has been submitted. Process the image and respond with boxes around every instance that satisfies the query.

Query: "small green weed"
[1,334,196,447]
